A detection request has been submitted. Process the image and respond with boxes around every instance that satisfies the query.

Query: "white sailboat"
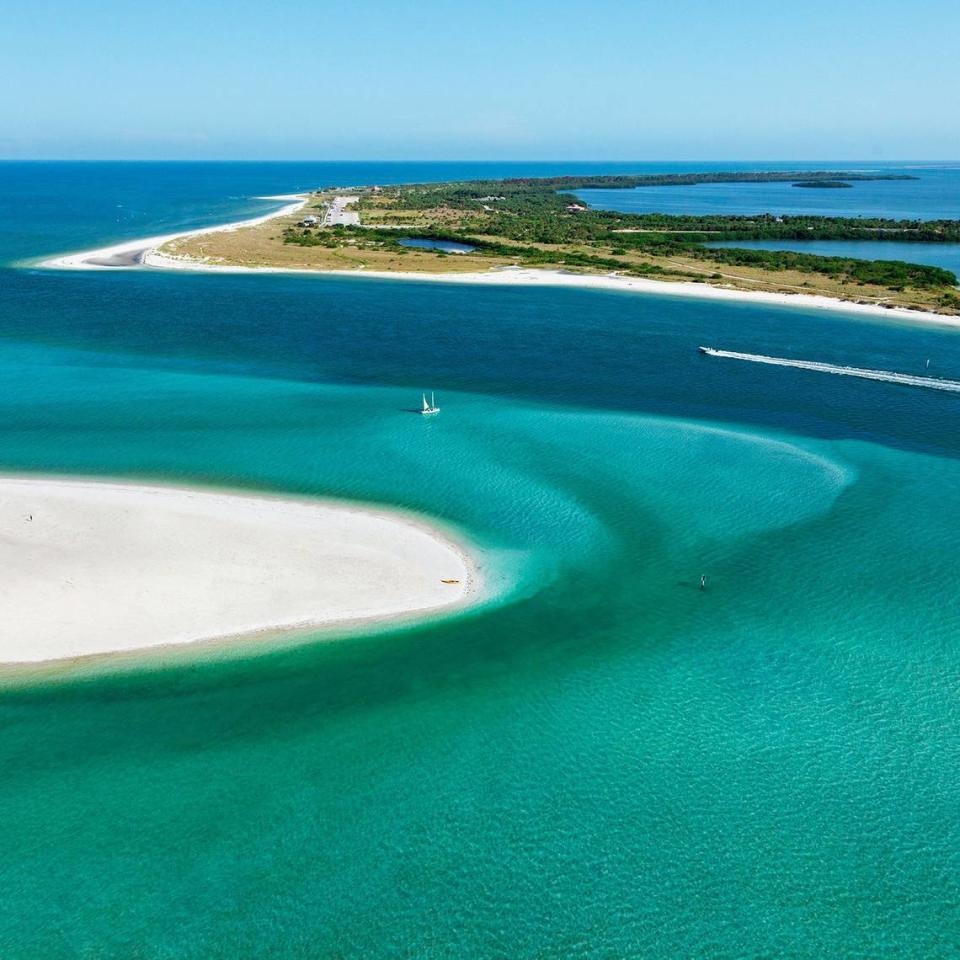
[420,391,440,415]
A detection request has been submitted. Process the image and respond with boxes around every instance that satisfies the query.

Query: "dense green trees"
[703,248,955,290]
[497,172,917,189]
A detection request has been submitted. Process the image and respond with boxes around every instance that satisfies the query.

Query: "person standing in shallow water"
[700,574,706,591]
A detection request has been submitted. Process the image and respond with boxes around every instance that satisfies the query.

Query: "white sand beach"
[144,251,960,328]
[41,194,307,270]
[0,477,476,664]
[318,267,960,328]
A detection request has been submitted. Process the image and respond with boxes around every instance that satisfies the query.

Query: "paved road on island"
[323,195,361,226]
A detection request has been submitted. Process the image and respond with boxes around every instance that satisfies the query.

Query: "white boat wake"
[699,347,960,393]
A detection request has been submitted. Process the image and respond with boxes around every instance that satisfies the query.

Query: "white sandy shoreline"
[319,267,960,328]
[148,255,960,329]
[0,476,480,665]
[40,197,960,328]
[41,194,307,270]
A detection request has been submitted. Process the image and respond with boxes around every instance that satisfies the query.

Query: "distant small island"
[793,180,853,189]
[503,171,918,189]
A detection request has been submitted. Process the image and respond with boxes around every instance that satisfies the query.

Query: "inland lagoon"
[398,237,478,253]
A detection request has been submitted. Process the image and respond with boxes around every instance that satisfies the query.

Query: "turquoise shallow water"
[3,164,960,958]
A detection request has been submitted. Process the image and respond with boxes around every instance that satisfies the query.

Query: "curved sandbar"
[0,477,476,664]
[40,194,306,270]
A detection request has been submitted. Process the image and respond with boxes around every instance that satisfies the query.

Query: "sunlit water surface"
[2,162,960,958]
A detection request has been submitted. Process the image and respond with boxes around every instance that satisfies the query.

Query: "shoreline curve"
[0,475,481,666]
[40,194,307,270]
[40,196,960,329]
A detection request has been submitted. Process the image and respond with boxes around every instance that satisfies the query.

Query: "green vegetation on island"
[329,175,957,287]
[162,171,960,317]
[492,171,917,189]
[704,248,955,290]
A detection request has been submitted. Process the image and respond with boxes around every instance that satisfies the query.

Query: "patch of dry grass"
[159,216,512,275]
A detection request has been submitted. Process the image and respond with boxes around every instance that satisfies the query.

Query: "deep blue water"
[4,162,960,958]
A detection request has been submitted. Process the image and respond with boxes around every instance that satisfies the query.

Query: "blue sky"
[1,0,957,159]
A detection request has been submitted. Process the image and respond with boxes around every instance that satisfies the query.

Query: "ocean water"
[3,163,960,958]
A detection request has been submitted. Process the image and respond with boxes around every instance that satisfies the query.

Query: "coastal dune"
[0,477,475,664]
